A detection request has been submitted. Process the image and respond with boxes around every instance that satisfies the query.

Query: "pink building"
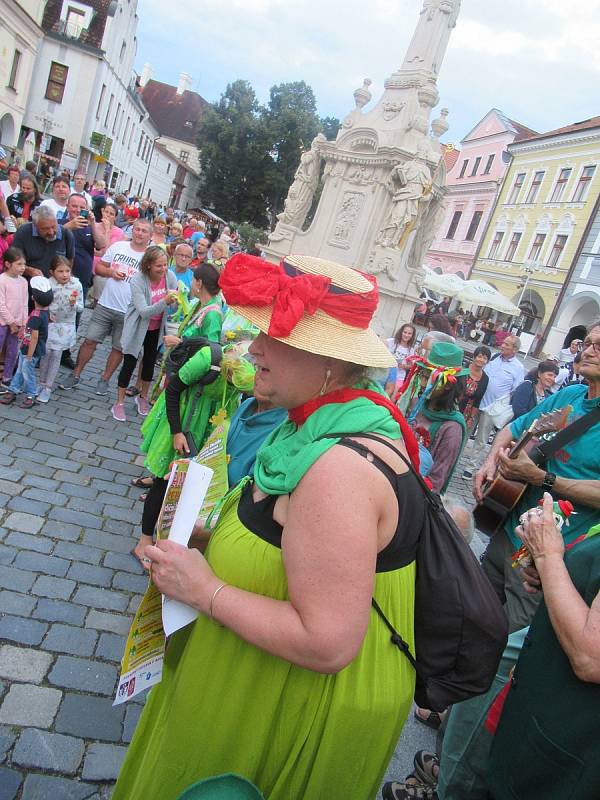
[425,109,537,277]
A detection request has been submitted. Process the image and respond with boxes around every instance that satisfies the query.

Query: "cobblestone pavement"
[0,314,490,799]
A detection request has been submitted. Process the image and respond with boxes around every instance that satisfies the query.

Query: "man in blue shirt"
[463,335,524,479]
[168,242,194,293]
[473,322,600,631]
[13,205,75,280]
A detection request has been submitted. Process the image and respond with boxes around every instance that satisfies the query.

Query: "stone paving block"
[29,429,76,446]
[20,773,97,800]
[0,455,11,467]
[100,458,141,477]
[50,507,102,530]
[5,532,54,554]
[20,474,57,491]
[31,575,76,600]
[95,633,125,663]
[48,656,117,696]
[7,496,51,517]
[72,439,97,454]
[33,441,72,459]
[122,702,143,743]
[3,512,44,535]
[67,563,114,588]
[0,590,36,616]
[82,742,127,780]
[0,766,23,800]
[0,644,53,683]
[81,530,137,555]
[12,728,85,774]
[86,610,131,636]
[12,448,47,464]
[127,594,143,615]
[103,551,144,575]
[112,571,149,595]
[104,504,137,523]
[0,479,21,497]
[54,469,91,486]
[96,492,134,508]
[41,520,82,542]
[1,468,24,481]
[0,616,47,646]
[23,488,68,507]
[58,482,98,500]
[14,459,55,479]
[54,542,103,565]
[0,724,17,761]
[95,446,134,463]
[101,517,136,537]
[55,693,124,742]
[0,564,35,592]
[90,478,128,497]
[67,497,105,516]
[14,551,70,578]
[0,545,16,566]
[73,584,129,611]
[80,465,115,482]
[0,684,62,727]
[42,624,98,657]
[33,598,87,626]
[47,456,82,473]
[1,416,31,433]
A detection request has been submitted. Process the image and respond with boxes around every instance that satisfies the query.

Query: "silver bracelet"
[209,582,228,619]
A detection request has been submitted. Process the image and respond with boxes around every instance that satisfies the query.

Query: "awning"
[420,267,467,297]
[455,280,521,315]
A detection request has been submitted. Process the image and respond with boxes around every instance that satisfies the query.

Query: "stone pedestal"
[264,0,461,336]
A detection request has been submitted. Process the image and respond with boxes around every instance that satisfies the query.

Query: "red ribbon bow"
[219,254,378,338]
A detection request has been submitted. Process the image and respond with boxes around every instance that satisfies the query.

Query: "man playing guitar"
[474,322,600,631]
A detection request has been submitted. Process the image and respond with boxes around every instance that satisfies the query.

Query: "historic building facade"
[470,116,600,351]
[424,109,536,278]
[0,0,44,149]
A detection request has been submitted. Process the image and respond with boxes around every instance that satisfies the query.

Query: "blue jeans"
[9,352,40,397]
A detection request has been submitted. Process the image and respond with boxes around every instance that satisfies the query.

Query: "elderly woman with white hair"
[113,254,424,800]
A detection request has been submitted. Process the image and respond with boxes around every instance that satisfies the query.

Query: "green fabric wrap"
[254,381,403,495]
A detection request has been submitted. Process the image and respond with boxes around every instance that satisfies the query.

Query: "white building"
[0,0,44,149]
[19,0,195,206]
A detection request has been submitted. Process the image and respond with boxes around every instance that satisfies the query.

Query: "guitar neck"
[508,431,533,460]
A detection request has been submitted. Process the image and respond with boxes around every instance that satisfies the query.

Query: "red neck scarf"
[289,387,420,471]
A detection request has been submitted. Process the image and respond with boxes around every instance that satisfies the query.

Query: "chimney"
[140,63,153,88]
[177,73,192,95]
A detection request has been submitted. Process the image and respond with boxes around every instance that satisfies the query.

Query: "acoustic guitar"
[473,406,572,536]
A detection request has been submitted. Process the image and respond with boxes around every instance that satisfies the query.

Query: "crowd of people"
[1,146,599,800]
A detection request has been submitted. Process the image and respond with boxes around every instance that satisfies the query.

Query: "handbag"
[485,394,514,429]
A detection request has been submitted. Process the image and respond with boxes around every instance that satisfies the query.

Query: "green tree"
[319,116,341,141]
[196,80,273,227]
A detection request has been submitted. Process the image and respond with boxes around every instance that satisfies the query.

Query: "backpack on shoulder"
[372,443,508,711]
[165,337,222,383]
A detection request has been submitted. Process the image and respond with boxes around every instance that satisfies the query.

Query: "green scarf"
[254,382,403,495]
[419,404,468,493]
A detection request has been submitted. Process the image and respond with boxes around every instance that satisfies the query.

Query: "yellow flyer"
[194,417,230,528]
[114,460,213,705]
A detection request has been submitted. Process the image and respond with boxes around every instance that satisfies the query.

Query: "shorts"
[85,304,125,350]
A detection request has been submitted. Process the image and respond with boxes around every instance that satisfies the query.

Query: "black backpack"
[328,433,508,712]
[165,337,222,382]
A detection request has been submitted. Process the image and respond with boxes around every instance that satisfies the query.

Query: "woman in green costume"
[114,253,423,800]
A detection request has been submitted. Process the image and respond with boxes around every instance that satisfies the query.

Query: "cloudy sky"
[135,0,600,144]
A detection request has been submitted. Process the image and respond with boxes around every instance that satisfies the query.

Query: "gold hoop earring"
[319,368,332,396]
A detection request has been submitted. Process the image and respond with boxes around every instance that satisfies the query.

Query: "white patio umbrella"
[456,280,521,315]
[420,267,466,297]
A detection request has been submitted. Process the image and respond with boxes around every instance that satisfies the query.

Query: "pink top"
[148,276,167,331]
[93,224,125,274]
[0,272,28,327]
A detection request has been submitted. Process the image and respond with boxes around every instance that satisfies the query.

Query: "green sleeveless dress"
[112,484,417,800]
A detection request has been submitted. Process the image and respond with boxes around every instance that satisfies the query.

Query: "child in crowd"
[1,276,53,408]
[0,217,14,260]
[37,256,83,403]
[0,247,28,388]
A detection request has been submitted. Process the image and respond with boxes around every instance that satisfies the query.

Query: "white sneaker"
[37,387,52,404]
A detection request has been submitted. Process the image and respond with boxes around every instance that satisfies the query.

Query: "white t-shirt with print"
[41,197,68,219]
[98,241,145,313]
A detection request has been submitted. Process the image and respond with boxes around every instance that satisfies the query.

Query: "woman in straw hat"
[113,254,424,800]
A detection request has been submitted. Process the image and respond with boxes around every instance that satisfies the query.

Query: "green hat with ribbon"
[177,774,265,800]
[415,341,469,379]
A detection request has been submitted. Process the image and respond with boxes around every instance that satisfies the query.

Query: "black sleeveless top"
[238,435,424,573]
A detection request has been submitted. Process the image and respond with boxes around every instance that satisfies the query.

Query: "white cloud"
[135,0,600,141]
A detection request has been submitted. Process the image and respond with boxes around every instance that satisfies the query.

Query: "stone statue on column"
[274,134,325,230]
[401,0,461,77]
[376,149,432,248]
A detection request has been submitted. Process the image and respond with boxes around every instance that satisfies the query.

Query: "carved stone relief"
[329,192,366,248]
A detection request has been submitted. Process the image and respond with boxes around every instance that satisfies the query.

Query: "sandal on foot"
[138,493,147,502]
[19,395,35,408]
[414,751,440,786]
[414,708,447,731]
[131,476,153,488]
[126,386,141,397]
